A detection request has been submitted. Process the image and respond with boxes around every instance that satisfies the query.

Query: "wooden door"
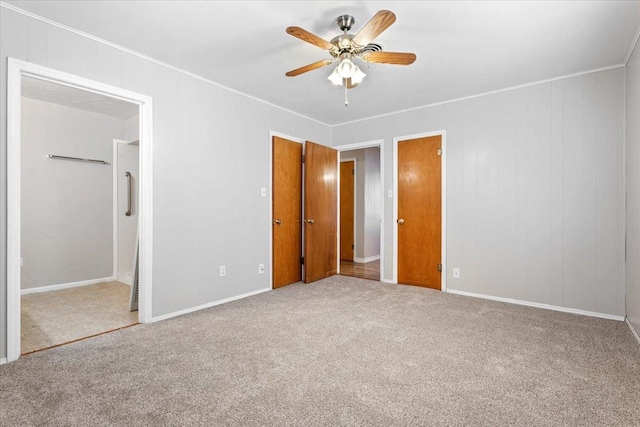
[397,135,442,289]
[272,136,302,288]
[340,160,355,261]
[304,141,338,283]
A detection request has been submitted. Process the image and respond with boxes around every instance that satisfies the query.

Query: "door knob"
[272,219,282,225]
[397,218,405,225]
[305,219,315,224]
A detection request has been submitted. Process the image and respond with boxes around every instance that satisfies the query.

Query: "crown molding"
[332,63,625,128]
[0,1,330,128]
[625,23,640,65]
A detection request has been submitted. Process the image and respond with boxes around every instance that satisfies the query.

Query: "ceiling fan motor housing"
[330,15,386,59]
[330,34,355,56]
[331,15,359,57]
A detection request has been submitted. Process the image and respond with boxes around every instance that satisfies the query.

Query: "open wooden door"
[340,160,355,261]
[272,136,303,288]
[397,135,442,289]
[304,141,338,283]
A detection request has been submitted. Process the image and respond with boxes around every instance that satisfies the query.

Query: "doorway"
[7,59,153,362]
[393,132,446,290]
[337,141,383,282]
[18,78,140,355]
[339,159,355,262]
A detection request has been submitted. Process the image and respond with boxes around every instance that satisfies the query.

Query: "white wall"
[20,97,123,289]
[125,114,139,143]
[626,38,640,337]
[333,67,625,317]
[340,147,381,262]
[363,147,381,260]
[0,6,330,359]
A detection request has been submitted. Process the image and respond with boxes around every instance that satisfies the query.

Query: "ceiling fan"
[285,10,417,106]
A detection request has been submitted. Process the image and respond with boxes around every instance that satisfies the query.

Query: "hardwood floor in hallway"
[340,259,380,281]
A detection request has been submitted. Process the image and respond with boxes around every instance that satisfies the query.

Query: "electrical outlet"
[261,187,267,197]
[258,263,265,274]
[452,268,460,279]
[220,265,226,277]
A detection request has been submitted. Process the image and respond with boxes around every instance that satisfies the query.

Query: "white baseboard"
[152,287,271,322]
[380,278,396,284]
[354,255,381,264]
[117,272,133,286]
[20,276,116,295]
[627,317,640,344]
[0,357,7,365]
[446,289,625,321]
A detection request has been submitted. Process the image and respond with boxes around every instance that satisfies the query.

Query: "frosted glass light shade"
[328,67,343,85]
[351,66,366,85]
[337,58,356,78]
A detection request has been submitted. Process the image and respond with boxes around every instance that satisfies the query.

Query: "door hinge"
[301,257,305,265]
[352,244,354,249]
[352,169,355,175]
[437,148,442,156]
[437,263,442,272]
[301,154,305,163]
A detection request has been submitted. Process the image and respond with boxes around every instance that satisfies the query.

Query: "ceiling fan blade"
[286,27,335,51]
[363,51,416,65]
[286,60,333,77]
[352,10,396,47]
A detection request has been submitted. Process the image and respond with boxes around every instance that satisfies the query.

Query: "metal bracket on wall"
[46,154,111,165]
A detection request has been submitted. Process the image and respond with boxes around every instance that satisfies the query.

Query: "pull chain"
[344,83,349,107]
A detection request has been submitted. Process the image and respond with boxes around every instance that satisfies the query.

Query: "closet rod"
[46,154,111,165]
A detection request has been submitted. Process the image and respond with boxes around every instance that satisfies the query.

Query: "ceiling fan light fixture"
[285,10,413,105]
[350,66,366,85]
[328,67,343,85]
[337,58,356,79]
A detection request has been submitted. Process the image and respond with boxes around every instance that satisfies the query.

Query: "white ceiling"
[8,1,640,125]
[21,76,139,119]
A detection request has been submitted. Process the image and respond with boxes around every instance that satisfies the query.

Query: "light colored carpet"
[1,275,639,426]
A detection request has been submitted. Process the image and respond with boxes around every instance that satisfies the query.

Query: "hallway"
[339,259,380,281]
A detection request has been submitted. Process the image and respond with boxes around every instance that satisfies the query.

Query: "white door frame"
[335,140,384,280]
[7,58,154,362]
[393,130,447,291]
[339,157,357,262]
